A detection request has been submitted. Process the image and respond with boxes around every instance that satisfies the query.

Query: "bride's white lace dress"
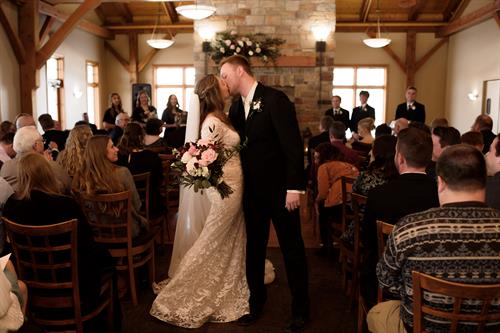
[150,116,249,328]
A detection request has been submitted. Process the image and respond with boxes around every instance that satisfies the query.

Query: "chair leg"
[107,281,115,333]
[128,256,138,306]
[357,294,367,333]
[149,244,156,284]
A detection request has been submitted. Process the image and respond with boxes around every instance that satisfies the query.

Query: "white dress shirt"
[241,81,258,119]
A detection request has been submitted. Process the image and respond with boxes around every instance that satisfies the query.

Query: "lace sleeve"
[200,117,224,142]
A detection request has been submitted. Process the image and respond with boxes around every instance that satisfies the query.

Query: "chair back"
[160,155,180,210]
[133,172,150,220]
[341,176,356,233]
[412,271,500,333]
[80,191,133,246]
[376,220,393,258]
[350,193,367,263]
[3,218,84,328]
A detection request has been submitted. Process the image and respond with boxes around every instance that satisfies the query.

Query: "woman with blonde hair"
[72,135,147,238]
[132,90,157,125]
[350,117,375,157]
[150,74,249,328]
[3,153,114,317]
[56,125,93,177]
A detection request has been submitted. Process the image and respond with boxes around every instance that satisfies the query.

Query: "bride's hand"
[285,192,300,211]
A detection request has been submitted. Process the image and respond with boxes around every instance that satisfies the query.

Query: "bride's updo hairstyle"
[195,74,231,128]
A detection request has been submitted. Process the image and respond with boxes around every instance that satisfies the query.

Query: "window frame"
[45,55,65,128]
[85,60,100,126]
[332,65,388,124]
[153,64,195,112]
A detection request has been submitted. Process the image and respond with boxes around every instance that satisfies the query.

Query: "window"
[86,61,100,125]
[332,66,387,125]
[153,65,195,113]
[46,56,64,127]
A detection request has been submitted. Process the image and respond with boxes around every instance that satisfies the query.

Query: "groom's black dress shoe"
[284,316,309,333]
[236,312,261,326]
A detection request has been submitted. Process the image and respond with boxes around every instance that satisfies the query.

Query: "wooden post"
[18,0,38,115]
[406,30,416,87]
[129,32,138,83]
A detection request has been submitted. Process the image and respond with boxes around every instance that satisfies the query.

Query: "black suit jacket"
[229,83,305,206]
[350,105,375,133]
[395,101,426,123]
[324,108,350,130]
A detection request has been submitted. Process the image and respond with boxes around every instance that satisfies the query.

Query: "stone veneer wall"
[193,0,336,134]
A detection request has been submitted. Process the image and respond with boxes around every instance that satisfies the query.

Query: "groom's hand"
[285,192,301,211]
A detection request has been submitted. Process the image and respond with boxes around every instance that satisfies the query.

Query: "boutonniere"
[251,98,264,113]
[362,107,367,112]
[411,105,416,110]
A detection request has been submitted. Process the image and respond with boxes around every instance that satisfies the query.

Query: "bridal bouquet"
[171,129,242,199]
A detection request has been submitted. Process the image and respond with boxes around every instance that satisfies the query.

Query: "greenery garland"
[210,31,286,64]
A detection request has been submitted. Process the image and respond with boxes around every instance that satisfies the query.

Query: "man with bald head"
[14,113,35,129]
[110,112,130,144]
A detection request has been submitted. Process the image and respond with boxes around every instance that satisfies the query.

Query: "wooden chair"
[412,271,500,333]
[340,192,367,303]
[159,154,180,212]
[341,176,356,238]
[376,220,394,303]
[133,172,166,244]
[80,191,156,306]
[3,218,114,332]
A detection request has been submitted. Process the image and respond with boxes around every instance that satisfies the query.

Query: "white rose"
[201,167,210,178]
[230,44,235,50]
[224,40,231,46]
[186,157,198,176]
[220,47,225,53]
[237,40,244,47]
[236,47,241,53]
[248,50,254,56]
[246,40,252,46]
[181,152,192,163]
[230,30,237,35]
[256,47,261,53]
[256,43,260,48]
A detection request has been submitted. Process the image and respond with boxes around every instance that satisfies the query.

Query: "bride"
[150,74,249,328]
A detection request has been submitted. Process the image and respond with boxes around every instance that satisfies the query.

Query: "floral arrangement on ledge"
[211,31,286,64]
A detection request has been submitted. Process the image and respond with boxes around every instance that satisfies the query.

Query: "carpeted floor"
[121,246,357,333]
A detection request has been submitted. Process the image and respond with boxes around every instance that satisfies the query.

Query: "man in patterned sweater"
[367,144,500,333]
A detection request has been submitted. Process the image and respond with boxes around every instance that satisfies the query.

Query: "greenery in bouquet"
[170,127,244,199]
[211,30,286,65]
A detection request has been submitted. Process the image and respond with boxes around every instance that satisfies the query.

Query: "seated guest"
[38,113,68,152]
[0,177,13,255]
[117,123,165,218]
[110,112,130,145]
[329,121,361,168]
[3,153,116,321]
[427,126,461,179]
[461,130,484,151]
[394,86,425,123]
[0,126,71,192]
[430,117,448,130]
[0,260,25,332]
[72,135,147,238]
[361,128,439,308]
[316,143,359,254]
[408,121,431,134]
[103,93,124,131]
[56,125,93,178]
[324,95,349,130]
[486,134,500,210]
[369,144,500,333]
[0,132,15,166]
[393,118,408,136]
[14,113,35,130]
[144,118,169,150]
[471,114,496,154]
[375,123,391,138]
[307,115,334,170]
[132,90,157,125]
[350,90,375,134]
[350,117,375,153]
[352,135,398,197]
[0,121,15,138]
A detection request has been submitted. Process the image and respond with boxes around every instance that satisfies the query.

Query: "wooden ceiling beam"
[105,23,192,30]
[448,0,471,22]
[495,10,500,28]
[408,0,425,21]
[94,6,107,24]
[336,21,445,32]
[438,0,500,37]
[104,40,129,72]
[39,16,55,42]
[36,0,102,69]
[116,3,132,23]
[0,2,26,64]
[129,32,138,83]
[39,1,113,39]
[366,32,405,72]
[359,0,373,22]
[442,0,463,22]
[415,37,448,71]
[405,30,416,86]
[162,2,178,23]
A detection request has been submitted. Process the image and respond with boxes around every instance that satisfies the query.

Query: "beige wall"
[103,33,194,116]
[445,19,500,133]
[0,1,20,122]
[334,32,448,125]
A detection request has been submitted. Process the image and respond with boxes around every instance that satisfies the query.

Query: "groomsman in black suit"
[324,95,349,130]
[221,55,309,333]
[350,90,375,133]
[395,86,426,123]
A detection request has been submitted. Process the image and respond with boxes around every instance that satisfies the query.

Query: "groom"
[221,55,309,332]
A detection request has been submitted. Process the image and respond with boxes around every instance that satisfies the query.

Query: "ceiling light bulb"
[176,5,216,20]
[146,39,175,49]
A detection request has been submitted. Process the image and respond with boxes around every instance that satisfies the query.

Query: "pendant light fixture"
[176,1,216,21]
[363,0,391,48]
[147,4,175,49]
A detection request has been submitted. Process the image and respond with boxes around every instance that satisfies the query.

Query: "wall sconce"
[467,91,479,101]
[311,24,331,105]
[198,26,215,75]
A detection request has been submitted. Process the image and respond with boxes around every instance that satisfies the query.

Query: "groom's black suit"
[229,82,309,318]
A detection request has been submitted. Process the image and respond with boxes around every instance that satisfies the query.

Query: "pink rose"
[188,144,199,156]
[200,148,218,166]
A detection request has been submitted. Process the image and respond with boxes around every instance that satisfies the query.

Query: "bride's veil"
[168,93,212,278]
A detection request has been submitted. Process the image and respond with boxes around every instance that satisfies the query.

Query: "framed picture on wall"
[132,83,152,110]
